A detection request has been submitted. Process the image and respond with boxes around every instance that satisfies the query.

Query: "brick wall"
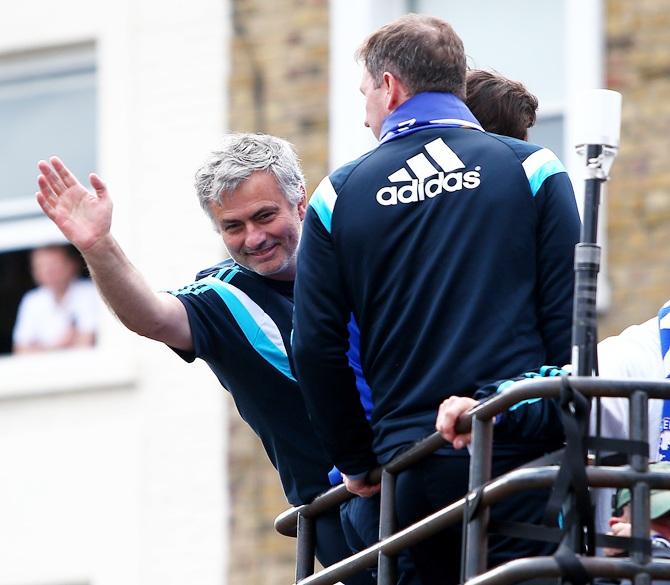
[601,0,670,337]
[223,2,670,580]
[229,0,329,192]
[227,1,329,583]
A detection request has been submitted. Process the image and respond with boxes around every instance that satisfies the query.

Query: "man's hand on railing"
[343,474,381,497]
[436,395,478,449]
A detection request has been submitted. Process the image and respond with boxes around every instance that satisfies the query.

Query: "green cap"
[616,462,670,519]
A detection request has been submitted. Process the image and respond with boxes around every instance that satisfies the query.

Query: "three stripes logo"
[376,137,481,206]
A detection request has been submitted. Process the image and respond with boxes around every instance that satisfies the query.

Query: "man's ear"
[383,72,411,112]
[297,186,307,221]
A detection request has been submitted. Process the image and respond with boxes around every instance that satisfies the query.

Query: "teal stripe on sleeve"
[496,376,542,411]
[310,194,333,233]
[308,176,337,233]
[195,278,295,381]
[528,159,566,196]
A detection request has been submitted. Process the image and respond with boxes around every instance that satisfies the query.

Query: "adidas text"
[376,167,482,206]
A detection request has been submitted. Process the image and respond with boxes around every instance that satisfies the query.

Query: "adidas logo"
[376,138,481,206]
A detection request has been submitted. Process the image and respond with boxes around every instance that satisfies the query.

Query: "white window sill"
[0,346,137,399]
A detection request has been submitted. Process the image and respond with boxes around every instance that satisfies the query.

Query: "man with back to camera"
[34,134,373,585]
[292,14,581,585]
[339,68,543,584]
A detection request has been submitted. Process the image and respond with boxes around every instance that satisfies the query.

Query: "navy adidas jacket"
[292,93,581,476]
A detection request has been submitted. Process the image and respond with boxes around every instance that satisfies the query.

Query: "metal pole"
[630,390,651,585]
[572,144,604,377]
[377,469,397,585]
[464,416,494,580]
[296,512,316,582]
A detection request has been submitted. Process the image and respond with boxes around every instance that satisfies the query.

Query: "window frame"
[0,41,137,397]
[0,41,97,253]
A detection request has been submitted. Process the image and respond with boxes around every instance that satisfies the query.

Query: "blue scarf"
[379,92,483,144]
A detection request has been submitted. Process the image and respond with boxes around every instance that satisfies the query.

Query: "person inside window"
[12,244,99,353]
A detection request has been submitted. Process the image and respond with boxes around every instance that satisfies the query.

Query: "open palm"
[36,157,112,252]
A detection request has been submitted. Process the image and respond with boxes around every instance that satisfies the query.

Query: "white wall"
[329,0,407,169]
[0,1,230,584]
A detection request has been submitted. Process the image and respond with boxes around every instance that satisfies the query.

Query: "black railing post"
[464,415,494,581]
[378,469,397,585]
[296,512,316,582]
[630,389,651,585]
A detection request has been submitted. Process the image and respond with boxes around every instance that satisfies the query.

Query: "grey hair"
[195,133,305,220]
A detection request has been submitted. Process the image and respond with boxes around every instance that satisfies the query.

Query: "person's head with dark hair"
[356,13,467,138]
[465,69,538,140]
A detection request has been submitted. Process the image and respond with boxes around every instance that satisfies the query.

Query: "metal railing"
[275,377,670,585]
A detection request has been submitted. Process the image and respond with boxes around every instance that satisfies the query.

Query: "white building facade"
[0,1,230,584]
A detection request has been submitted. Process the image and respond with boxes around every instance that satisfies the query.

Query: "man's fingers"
[453,433,471,450]
[343,475,381,498]
[36,191,58,221]
[36,191,50,213]
[38,160,66,195]
[361,483,381,497]
[436,397,460,440]
[50,156,77,188]
[349,483,380,498]
[37,175,58,206]
[436,412,456,441]
[436,396,478,444]
[89,173,107,197]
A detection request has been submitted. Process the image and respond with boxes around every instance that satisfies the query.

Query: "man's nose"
[244,224,266,249]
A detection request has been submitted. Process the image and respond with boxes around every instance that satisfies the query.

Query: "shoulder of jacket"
[195,259,239,281]
[328,147,378,192]
[483,133,546,163]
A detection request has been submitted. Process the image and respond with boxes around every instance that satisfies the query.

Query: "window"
[1,244,96,356]
[0,41,97,251]
[0,43,98,357]
[412,0,566,157]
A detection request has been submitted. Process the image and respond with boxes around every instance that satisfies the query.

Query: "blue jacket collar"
[379,92,483,143]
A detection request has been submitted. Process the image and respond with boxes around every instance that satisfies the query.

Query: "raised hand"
[36,157,112,252]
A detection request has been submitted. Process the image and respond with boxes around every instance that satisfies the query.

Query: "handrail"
[466,557,670,585]
[289,466,670,585]
[275,377,670,584]
[275,376,670,536]
[274,432,447,537]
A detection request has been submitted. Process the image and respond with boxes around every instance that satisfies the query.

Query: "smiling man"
[202,165,304,279]
[34,133,372,585]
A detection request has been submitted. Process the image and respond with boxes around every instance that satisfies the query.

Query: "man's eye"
[258,212,275,222]
[224,224,241,233]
